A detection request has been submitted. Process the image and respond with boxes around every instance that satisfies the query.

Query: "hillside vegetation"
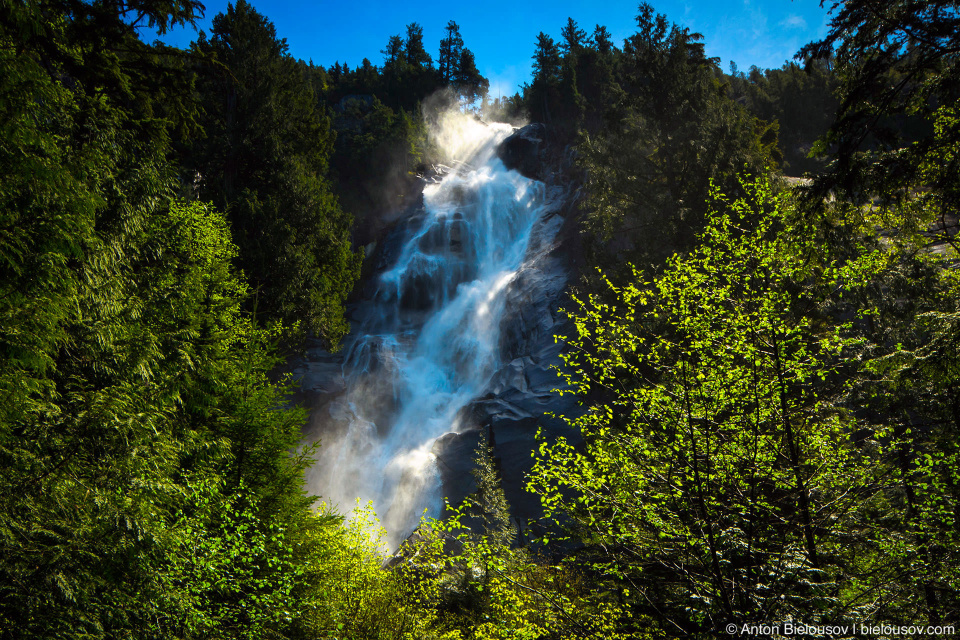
[1,0,958,637]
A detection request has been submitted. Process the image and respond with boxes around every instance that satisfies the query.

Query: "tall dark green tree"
[578,4,777,273]
[189,0,360,345]
[591,24,614,55]
[802,0,960,240]
[438,20,465,84]
[436,20,487,104]
[405,22,433,69]
[731,59,837,174]
[528,31,562,123]
[0,1,355,634]
[397,22,440,109]
[382,34,404,66]
[454,47,489,103]
[559,17,587,56]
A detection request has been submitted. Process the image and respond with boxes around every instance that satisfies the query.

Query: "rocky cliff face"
[430,179,583,528]
[496,123,547,181]
[291,122,584,538]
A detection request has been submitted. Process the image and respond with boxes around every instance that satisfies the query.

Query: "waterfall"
[304,114,553,549]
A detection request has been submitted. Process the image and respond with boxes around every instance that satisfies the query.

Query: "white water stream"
[306,114,550,548]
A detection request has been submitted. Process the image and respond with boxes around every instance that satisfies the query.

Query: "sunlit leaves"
[531,175,867,635]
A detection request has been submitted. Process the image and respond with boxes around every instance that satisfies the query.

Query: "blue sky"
[156,0,833,95]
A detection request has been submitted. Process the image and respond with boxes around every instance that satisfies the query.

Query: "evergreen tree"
[591,24,614,55]
[560,17,587,56]
[435,20,487,104]
[354,57,380,93]
[0,3,349,629]
[576,25,623,132]
[189,0,360,345]
[382,34,405,66]
[726,60,838,174]
[577,4,776,274]
[802,0,960,240]
[399,22,439,107]
[529,31,562,122]
[454,48,489,103]
[404,22,433,70]
[438,20,465,84]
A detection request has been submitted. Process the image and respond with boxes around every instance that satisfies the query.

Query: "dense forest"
[1,0,959,638]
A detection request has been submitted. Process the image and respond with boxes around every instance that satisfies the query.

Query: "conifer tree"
[189,0,360,345]
[438,20,465,84]
[560,17,587,56]
[529,32,562,122]
[404,22,433,69]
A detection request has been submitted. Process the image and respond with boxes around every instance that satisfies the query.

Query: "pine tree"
[404,22,433,69]
[438,20,464,84]
[560,17,587,56]
[189,0,360,345]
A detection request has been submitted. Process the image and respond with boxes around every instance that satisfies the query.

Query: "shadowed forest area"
[1,0,959,637]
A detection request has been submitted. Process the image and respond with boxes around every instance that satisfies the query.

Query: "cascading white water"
[306,113,549,549]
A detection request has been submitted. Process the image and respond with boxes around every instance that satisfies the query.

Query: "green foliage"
[330,96,428,243]
[188,0,361,345]
[0,4,372,632]
[528,32,563,123]
[5,2,960,638]
[726,59,839,174]
[323,18,485,112]
[530,175,872,636]
[780,0,960,626]
[519,4,780,280]
[421,438,637,640]
[315,17,489,250]
[165,478,306,638]
[826,238,960,625]
[802,0,960,239]
[0,195,328,637]
[289,501,458,640]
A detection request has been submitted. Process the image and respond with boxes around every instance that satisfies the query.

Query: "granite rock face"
[429,184,583,526]
[496,123,547,181]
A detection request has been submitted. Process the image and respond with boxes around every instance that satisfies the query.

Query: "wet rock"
[400,272,436,310]
[285,345,345,408]
[417,220,446,254]
[488,357,530,395]
[295,359,345,396]
[449,213,466,252]
[468,395,533,423]
[497,123,546,180]
[498,257,567,361]
[432,430,483,507]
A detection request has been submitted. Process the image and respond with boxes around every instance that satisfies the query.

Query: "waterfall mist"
[303,110,552,549]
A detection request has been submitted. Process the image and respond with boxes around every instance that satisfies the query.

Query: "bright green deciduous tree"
[530,175,871,636]
[299,502,462,639]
